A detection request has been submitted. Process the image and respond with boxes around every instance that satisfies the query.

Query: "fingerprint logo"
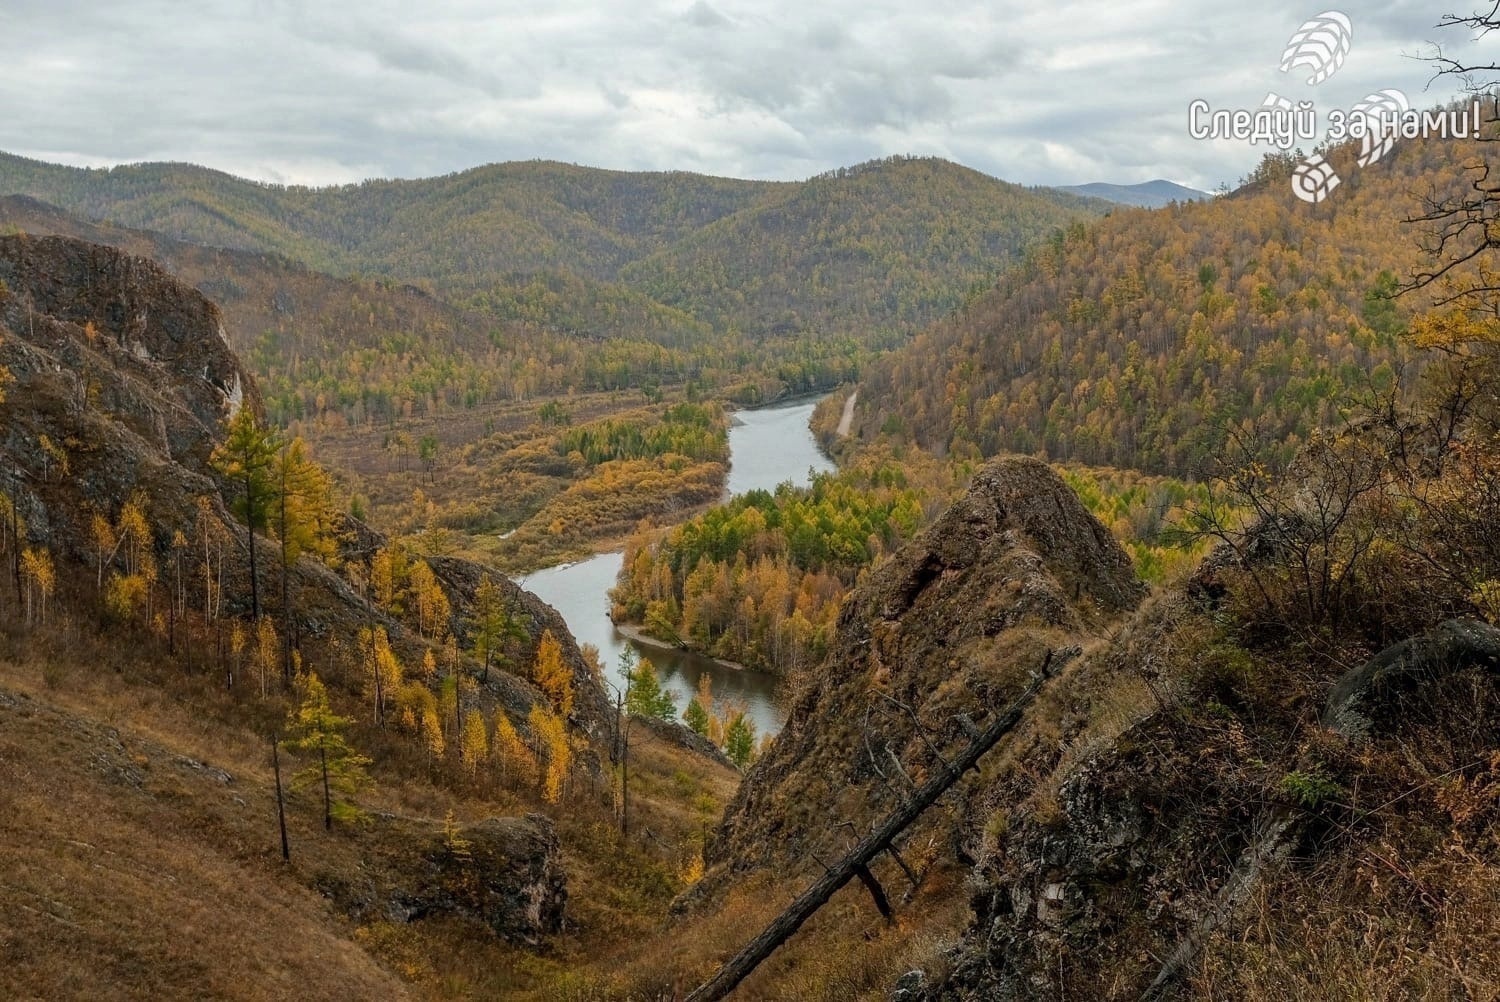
[1352,88,1410,167]
[1291,155,1341,203]
[1279,11,1352,85]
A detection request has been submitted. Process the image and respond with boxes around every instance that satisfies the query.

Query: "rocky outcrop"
[0,234,257,564]
[1,233,254,418]
[0,233,616,750]
[706,456,1145,877]
[1324,617,1500,738]
[635,712,737,769]
[317,813,567,944]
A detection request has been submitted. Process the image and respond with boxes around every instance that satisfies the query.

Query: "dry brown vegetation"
[0,592,744,1001]
[306,393,730,574]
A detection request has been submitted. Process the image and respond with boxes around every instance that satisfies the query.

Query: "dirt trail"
[836,390,858,437]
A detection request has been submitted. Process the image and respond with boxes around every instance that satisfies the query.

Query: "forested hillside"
[618,159,1104,337]
[0,156,773,281]
[0,196,853,427]
[0,153,1104,349]
[852,125,1481,475]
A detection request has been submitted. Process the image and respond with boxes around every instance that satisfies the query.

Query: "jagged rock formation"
[698,454,1500,1000]
[0,233,259,584]
[708,456,1145,875]
[1324,618,1500,738]
[0,233,612,745]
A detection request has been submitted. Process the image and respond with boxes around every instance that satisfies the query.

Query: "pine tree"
[422,706,446,758]
[470,575,523,682]
[211,408,281,619]
[492,711,536,788]
[528,705,570,804]
[626,657,678,720]
[359,625,402,725]
[683,694,711,735]
[724,711,757,769]
[370,545,406,615]
[410,559,451,640]
[285,671,371,829]
[683,672,714,735]
[273,438,338,682]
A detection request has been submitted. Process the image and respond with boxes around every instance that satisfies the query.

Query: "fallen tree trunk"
[684,652,1062,1002]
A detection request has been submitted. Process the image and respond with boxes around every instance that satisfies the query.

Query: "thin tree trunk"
[320,741,332,831]
[271,735,290,863]
[620,715,631,838]
[9,503,20,605]
[280,472,293,686]
[246,476,260,620]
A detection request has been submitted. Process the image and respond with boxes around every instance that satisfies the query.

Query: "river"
[518,396,834,737]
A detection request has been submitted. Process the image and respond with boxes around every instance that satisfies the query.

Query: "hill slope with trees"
[0,153,1105,350]
[851,124,1484,475]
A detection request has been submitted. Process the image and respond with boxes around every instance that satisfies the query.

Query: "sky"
[0,0,1488,190]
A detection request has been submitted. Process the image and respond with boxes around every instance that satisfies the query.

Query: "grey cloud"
[685,1,731,28]
[0,0,1487,192]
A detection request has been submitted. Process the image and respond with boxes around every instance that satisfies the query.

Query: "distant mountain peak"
[1051,179,1213,208]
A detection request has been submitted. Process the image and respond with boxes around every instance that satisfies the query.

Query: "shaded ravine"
[518,397,834,737]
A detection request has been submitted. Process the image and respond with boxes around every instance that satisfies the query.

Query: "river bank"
[518,395,835,736]
[612,621,755,675]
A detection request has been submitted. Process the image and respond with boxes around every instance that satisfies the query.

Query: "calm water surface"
[518,397,833,737]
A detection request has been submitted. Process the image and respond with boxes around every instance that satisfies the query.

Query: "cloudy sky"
[0,0,1488,190]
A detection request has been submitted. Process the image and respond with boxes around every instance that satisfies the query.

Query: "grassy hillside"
[0,232,745,1000]
[0,605,741,1001]
[853,124,1488,475]
[0,660,415,1002]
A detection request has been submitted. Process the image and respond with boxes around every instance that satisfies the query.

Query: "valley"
[1,12,1499,995]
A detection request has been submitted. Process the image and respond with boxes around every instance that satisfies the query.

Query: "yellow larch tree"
[531,629,573,719]
[493,711,536,789]
[528,704,570,804]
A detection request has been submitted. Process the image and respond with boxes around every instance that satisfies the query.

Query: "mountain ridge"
[1052,178,1212,207]
[0,151,1107,345]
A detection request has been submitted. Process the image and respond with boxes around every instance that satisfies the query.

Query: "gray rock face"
[1324,618,1500,738]
[0,233,260,451]
[704,454,1145,883]
[0,234,259,567]
[890,969,927,1001]
[402,814,567,943]
[321,813,568,945]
